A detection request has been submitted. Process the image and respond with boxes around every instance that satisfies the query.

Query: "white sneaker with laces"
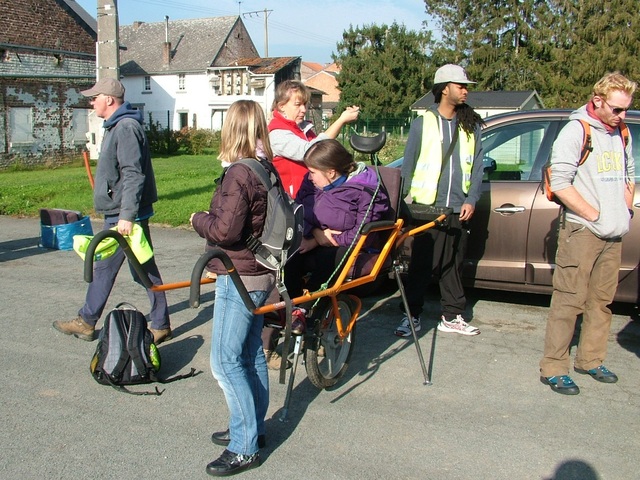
[394,316,421,337]
[437,314,480,336]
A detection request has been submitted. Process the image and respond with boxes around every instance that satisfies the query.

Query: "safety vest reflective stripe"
[410,111,475,205]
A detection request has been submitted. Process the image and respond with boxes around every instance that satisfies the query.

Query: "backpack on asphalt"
[90,302,197,395]
[542,119,630,205]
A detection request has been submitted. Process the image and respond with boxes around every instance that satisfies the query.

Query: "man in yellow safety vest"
[394,64,484,338]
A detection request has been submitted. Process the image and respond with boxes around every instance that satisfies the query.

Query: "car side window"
[481,121,554,181]
[627,122,640,182]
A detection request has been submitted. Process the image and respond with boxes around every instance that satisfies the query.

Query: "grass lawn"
[1,134,406,227]
[0,154,223,227]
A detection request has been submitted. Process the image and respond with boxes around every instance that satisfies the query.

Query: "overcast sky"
[74,0,429,64]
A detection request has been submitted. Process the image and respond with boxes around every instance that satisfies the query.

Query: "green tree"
[545,0,640,107]
[469,1,552,92]
[424,0,640,108]
[424,0,476,63]
[425,0,554,92]
[333,23,432,128]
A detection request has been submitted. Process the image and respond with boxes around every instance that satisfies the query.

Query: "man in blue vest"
[394,64,484,337]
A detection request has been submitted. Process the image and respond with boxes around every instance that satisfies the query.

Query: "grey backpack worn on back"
[237,158,303,272]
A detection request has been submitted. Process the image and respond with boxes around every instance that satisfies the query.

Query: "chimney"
[133,21,144,30]
[163,16,171,65]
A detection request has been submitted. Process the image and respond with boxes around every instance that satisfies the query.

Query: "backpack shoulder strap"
[238,158,274,189]
[577,119,593,166]
[126,309,150,377]
[108,310,133,381]
[620,120,630,147]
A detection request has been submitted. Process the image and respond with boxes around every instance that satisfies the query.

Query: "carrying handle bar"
[189,249,256,311]
[83,230,153,288]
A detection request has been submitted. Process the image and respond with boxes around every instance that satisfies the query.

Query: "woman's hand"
[312,227,340,247]
[340,105,360,124]
[190,211,207,225]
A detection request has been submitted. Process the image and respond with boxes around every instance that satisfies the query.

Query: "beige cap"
[433,64,476,85]
[81,78,125,97]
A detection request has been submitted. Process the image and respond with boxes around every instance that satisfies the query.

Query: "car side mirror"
[483,158,497,174]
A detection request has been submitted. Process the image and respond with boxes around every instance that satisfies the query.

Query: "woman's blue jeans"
[210,274,269,455]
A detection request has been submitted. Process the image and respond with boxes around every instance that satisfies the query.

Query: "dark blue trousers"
[78,218,170,329]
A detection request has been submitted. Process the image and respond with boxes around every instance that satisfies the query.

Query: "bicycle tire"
[305,294,357,389]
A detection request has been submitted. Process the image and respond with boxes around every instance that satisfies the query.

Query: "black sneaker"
[206,449,259,477]
[211,429,266,449]
[574,365,618,383]
[540,375,580,395]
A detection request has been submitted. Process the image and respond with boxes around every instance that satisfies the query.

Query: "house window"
[178,74,186,91]
[179,112,188,129]
[9,107,34,144]
[71,109,90,144]
[144,76,151,91]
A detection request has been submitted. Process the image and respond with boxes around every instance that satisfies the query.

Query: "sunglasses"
[603,98,630,115]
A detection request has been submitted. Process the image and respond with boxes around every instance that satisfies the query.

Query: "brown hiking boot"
[149,328,172,345]
[264,349,290,370]
[53,316,95,341]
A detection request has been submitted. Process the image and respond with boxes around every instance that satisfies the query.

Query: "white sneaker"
[437,315,480,336]
[394,316,421,337]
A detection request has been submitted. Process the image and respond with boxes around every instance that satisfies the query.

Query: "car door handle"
[634,202,640,208]
[494,205,526,214]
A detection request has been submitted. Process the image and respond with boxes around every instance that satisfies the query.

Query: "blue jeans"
[210,274,269,455]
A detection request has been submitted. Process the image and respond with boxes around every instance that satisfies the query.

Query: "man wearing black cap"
[53,78,172,344]
[394,64,484,338]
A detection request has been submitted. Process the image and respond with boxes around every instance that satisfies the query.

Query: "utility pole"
[96,0,120,79]
[88,0,120,159]
[243,9,272,57]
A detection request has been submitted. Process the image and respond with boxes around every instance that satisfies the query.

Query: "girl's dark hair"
[432,82,485,135]
[303,139,357,175]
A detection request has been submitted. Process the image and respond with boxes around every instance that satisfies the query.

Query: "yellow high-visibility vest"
[410,111,475,205]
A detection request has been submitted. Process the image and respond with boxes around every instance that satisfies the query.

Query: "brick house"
[302,62,342,127]
[0,0,97,166]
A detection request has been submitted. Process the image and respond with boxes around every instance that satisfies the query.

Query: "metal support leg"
[394,265,431,385]
[279,334,304,422]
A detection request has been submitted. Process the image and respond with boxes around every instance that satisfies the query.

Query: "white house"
[118,16,303,132]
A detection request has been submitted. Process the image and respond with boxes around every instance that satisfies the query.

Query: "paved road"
[1,215,639,480]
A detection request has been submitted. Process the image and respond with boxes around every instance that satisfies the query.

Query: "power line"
[241,15,337,46]
[118,0,339,46]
